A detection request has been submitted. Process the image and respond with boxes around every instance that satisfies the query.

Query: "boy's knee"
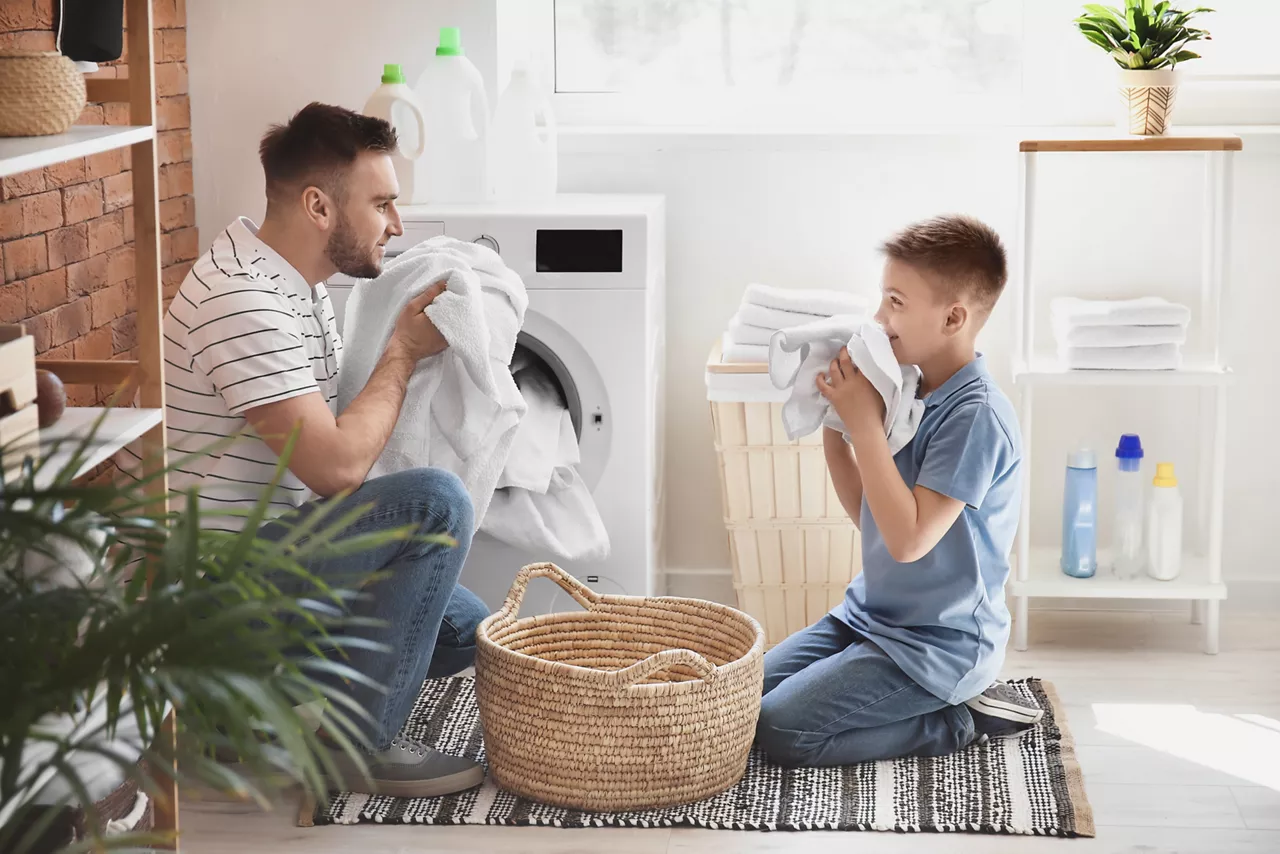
[756,694,817,768]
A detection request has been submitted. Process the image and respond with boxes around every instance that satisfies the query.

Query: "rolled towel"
[1059,343,1182,371]
[743,282,867,318]
[1050,297,1191,329]
[1054,323,1187,348]
[721,329,770,364]
[726,315,775,346]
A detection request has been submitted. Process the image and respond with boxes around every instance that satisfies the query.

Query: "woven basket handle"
[606,648,718,688]
[496,562,600,624]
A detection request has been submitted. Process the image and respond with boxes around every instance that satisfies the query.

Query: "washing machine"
[328,195,666,616]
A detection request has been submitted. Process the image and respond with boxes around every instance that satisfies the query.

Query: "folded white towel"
[726,315,775,346]
[721,329,770,364]
[769,315,924,453]
[1059,343,1183,371]
[737,302,832,332]
[1054,323,1187,348]
[338,237,528,527]
[1050,297,1191,328]
[742,283,868,318]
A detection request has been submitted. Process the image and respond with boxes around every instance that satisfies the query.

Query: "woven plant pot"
[475,563,765,812]
[1118,68,1178,136]
[0,51,87,137]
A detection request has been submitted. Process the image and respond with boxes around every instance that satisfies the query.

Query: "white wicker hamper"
[705,341,861,647]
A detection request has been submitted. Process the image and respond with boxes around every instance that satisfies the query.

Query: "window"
[503,0,1280,127]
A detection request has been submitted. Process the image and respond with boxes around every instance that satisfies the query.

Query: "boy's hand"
[816,348,884,433]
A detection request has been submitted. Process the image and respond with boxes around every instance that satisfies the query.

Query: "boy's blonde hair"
[881,215,1008,313]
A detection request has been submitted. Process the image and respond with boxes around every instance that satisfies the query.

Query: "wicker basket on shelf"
[0,51,87,137]
[474,563,765,812]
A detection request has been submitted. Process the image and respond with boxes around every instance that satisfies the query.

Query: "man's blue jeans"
[756,614,976,767]
[259,467,488,751]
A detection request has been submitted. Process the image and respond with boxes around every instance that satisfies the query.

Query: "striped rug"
[303,676,1093,837]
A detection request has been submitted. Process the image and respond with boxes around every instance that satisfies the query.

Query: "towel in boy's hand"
[337,236,528,526]
[769,315,923,454]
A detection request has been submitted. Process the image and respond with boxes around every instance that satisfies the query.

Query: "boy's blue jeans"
[258,467,488,751]
[756,614,976,767]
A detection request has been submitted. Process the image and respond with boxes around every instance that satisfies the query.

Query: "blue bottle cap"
[1115,433,1144,460]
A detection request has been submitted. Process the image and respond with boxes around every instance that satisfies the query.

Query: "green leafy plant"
[1075,0,1213,70]
[0,423,447,853]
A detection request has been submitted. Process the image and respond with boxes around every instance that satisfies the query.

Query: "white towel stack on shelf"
[721,283,868,364]
[1050,297,1191,371]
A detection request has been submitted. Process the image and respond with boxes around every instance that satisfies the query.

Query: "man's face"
[324,152,403,279]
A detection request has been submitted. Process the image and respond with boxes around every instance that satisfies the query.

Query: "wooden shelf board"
[1020,130,1242,153]
[5,407,163,489]
[0,125,154,179]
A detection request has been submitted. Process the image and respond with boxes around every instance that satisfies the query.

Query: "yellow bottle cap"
[1153,462,1178,488]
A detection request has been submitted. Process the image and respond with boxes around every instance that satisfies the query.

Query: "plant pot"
[0,51,87,137]
[1117,68,1179,136]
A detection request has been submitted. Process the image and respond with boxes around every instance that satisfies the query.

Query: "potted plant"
[1074,0,1213,135]
[0,426,435,852]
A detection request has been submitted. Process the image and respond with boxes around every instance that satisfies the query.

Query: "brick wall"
[0,0,197,406]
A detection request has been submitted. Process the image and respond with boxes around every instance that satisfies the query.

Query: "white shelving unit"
[0,124,154,177]
[11,407,164,490]
[1010,132,1241,656]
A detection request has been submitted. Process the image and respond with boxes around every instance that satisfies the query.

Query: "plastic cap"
[436,26,464,56]
[1153,462,1178,487]
[381,63,406,84]
[1067,449,1097,469]
[1115,433,1144,460]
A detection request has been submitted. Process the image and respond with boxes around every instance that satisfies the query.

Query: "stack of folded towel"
[721,283,869,364]
[1050,297,1191,371]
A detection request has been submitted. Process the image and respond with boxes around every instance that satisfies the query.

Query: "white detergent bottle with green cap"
[490,61,557,201]
[413,26,490,204]
[362,64,426,203]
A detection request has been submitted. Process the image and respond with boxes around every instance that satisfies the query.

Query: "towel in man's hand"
[337,236,528,526]
[769,315,923,454]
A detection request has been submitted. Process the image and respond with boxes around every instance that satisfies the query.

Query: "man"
[138,102,486,797]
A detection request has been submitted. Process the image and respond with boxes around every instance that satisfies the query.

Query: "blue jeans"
[258,468,488,751]
[756,614,975,767]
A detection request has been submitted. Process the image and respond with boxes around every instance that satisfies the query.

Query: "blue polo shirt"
[835,355,1022,706]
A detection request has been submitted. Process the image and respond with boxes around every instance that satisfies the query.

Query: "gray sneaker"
[964,681,1045,739]
[323,736,485,798]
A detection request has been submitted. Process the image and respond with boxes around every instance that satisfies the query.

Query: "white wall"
[186,0,497,236]
[186,5,1280,589]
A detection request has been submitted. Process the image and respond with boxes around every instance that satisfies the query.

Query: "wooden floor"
[181,608,1280,854]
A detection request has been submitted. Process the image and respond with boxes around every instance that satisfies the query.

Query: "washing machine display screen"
[536,229,623,273]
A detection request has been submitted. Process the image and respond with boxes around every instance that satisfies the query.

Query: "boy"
[755,215,1038,768]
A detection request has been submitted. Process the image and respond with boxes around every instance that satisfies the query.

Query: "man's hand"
[387,281,448,363]
[816,348,884,433]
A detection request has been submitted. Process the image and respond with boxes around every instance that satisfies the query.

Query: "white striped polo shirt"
[123,217,343,531]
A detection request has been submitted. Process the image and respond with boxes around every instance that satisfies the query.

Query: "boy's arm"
[823,426,864,530]
[817,349,965,563]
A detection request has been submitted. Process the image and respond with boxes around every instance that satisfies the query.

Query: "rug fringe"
[1039,679,1096,838]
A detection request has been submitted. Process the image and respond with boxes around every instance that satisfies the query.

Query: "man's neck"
[254,217,334,288]
[917,344,977,397]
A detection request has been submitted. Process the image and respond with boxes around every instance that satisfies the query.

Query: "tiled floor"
[181,608,1280,854]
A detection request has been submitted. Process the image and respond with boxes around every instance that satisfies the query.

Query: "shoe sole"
[330,765,486,799]
[965,694,1045,725]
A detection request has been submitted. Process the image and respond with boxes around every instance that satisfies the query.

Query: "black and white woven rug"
[304,676,1094,837]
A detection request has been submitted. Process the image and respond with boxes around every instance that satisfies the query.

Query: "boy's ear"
[943,302,968,336]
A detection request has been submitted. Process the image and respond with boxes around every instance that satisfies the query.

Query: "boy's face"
[874,259,960,366]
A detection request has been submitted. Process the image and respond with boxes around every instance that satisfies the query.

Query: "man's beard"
[325,212,381,279]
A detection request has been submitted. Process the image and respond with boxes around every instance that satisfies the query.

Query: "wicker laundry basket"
[706,341,862,647]
[475,563,765,812]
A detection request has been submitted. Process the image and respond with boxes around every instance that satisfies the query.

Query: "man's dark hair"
[258,102,397,206]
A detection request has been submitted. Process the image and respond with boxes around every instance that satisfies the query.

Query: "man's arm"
[823,426,865,530]
[245,283,447,497]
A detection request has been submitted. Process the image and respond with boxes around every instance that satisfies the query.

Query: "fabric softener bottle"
[1061,449,1098,578]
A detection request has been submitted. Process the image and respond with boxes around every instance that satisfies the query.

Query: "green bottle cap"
[436,26,463,56]
[381,63,406,84]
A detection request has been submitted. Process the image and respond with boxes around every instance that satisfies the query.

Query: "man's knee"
[756,693,818,768]
[403,468,474,542]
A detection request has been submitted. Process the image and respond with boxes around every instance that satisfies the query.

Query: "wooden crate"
[0,325,39,484]
[709,395,862,647]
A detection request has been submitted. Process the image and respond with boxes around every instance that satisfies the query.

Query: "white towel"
[726,315,775,346]
[1050,297,1191,328]
[721,328,770,364]
[497,358,578,491]
[737,302,833,332]
[1054,323,1187,348]
[742,283,868,319]
[1059,343,1183,371]
[769,315,924,454]
[337,236,528,527]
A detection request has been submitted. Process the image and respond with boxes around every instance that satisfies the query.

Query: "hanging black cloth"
[57,0,125,64]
